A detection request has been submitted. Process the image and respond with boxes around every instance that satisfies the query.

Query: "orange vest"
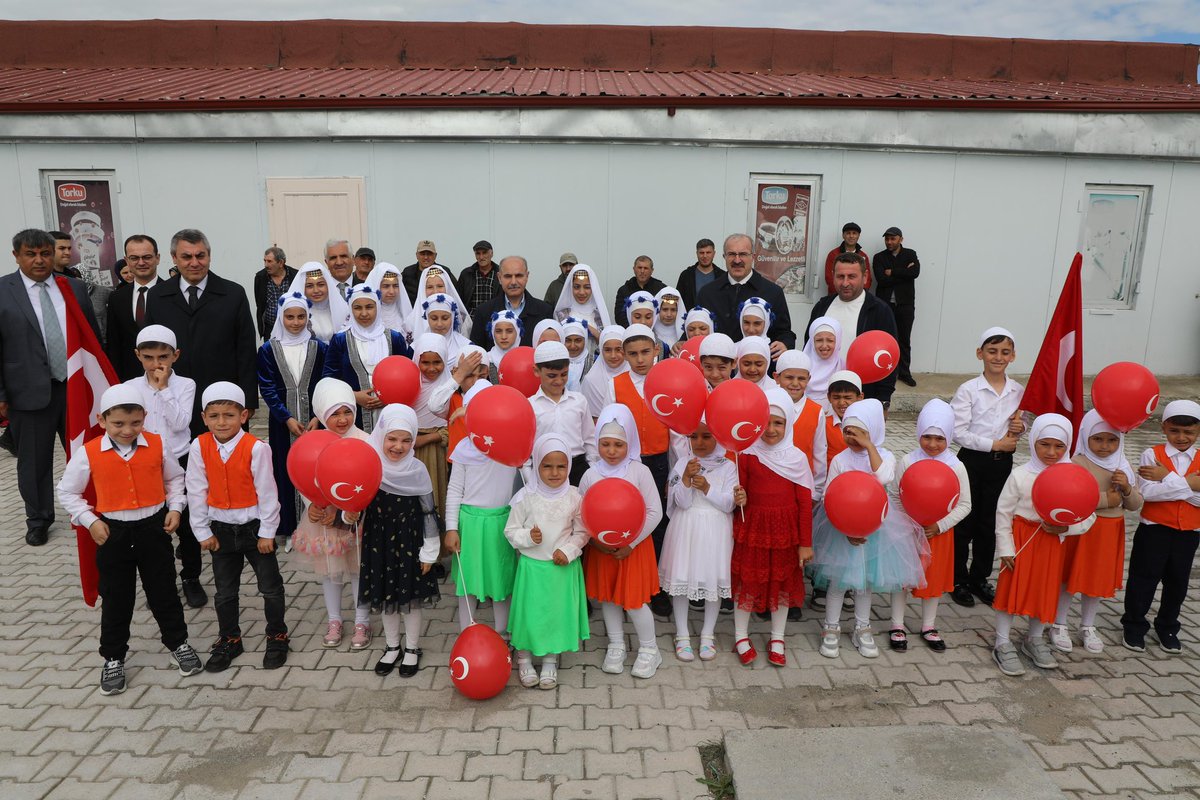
[825,414,848,466]
[84,432,167,514]
[198,432,260,510]
[447,391,467,463]
[614,372,668,455]
[1142,445,1200,530]
[792,398,822,471]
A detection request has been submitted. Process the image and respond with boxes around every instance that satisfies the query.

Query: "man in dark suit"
[0,229,101,545]
[469,255,553,348]
[253,246,298,341]
[697,234,796,356]
[105,234,164,381]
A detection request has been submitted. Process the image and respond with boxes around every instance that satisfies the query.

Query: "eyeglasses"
[725,251,752,259]
[125,255,157,263]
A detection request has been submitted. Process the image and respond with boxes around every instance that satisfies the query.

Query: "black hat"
[473,240,493,251]
[841,222,861,233]
[355,247,376,259]
[883,226,903,237]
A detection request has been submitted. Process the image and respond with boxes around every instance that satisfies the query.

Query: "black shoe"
[970,582,996,607]
[263,634,290,669]
[755,610,771,621]
[719,598,734,616]
[649,592,673,619]
[181,579,208,609]
[689,599,705,611]
[888,628,908,652]
[0,427,15,456]
[398,647,422,678]
[25,526,48,547]
[808,588,827,611]
[1122,629,1146,652]
[898,374,916,387]
[374,645,402,676]
[788,607,803,622]
[205,636,244,673]
[99,658,126,695]
[950,584,976,607]
[1155,630,1183,655]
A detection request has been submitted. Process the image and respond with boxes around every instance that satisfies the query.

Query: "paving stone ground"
[1,410,1199,799]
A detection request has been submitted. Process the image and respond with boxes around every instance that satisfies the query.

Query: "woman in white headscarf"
[802,316,844,411]
[285,262,350,343]
[408,265,472,339]
[369,262,414,337]
[532,318,563,347]
[554,264,611,343]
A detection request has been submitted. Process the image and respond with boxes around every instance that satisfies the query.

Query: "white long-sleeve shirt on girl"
[667,458,737,516]
[504,487,590,562]
[578,461,664,549]
[994,463,1097,558]
[891,453,973,534]
[445,459,519,531]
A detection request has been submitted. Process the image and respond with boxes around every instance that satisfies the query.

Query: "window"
[1079,184,1150,309]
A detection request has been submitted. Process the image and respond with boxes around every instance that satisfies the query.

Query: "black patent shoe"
[950,584,975,607]
[374,645,402,676]
[398,647,422,678]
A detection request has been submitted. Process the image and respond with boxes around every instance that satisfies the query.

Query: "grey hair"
[723,233,753,254]
[264,246,286,263]
[324,238,352,257]
[170,229,210,256]
[499,255,528,274]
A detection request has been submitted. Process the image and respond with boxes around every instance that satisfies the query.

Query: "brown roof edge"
[0,20,1194,85]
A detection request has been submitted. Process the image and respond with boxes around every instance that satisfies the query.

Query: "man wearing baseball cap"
[873,227,921,387]
[401,239,461,306]
[352,247,376,286]
[459,240,502,313]
[824,223,871,296]
[543,251,578,306]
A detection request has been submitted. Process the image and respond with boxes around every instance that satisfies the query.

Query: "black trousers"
[955,448,1013,586]
[1121,523,1200,638]
[210,520,287,640]
[173,453,202,581]
[890,302,916,379]
[95,510,189,660]
[570,454,590,487]
[9,380,66,532]
[641,452,670,557]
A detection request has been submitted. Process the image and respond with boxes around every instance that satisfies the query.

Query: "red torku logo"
[57,183,86,202]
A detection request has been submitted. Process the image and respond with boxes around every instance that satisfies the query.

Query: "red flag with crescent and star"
[1019,253,1084,447]
[57,275,119,607]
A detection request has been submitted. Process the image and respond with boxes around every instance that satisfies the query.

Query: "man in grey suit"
[0,229,101,545]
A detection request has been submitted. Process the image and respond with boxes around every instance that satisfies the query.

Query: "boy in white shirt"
[529,341,597,485]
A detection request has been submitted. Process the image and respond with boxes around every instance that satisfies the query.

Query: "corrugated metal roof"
[0,67,1196,111]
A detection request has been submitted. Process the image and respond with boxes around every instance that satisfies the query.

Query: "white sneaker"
[1048,624,1073,653]
[819,624,840,659]
[601,644,626,674]
[852,626,879,658]
[1080,626,1104,654]
[631,646,662,679]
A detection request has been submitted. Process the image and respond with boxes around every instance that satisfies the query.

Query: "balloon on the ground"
[581,477,646,548]
[449,623,511,700]
[846,330,899,384]
[1091,361,1160,432]
[825,471,889,537]
[315,437,383,512]
[371,355,421,407]
[898,459,960,527]
[465,384,536,467]
[1031,462,1100,526]
[705,379,769,452]
[286,429,338,505]
[643,358,707,435]
[498,346,540,398]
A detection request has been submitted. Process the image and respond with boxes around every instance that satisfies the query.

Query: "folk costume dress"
[286,261,350,344]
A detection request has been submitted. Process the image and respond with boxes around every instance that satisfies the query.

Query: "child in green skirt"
[505,434,591,689]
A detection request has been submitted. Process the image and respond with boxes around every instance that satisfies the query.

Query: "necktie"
[135,286,147,324]
[337,282,348,299]
[187,285,199,310]
[38,282,68,381]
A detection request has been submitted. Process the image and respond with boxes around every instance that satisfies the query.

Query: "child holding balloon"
[505,434,592,689]
[801,316,843,411]
[698,333,736,390]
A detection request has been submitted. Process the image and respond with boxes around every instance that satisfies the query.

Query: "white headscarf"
[554,265,611,330]
[368,262,413,335]
[625,291,658,328]
[653,286,686,347]
[909,398,959,466]
[411,333,452,426]
[449,379,493,466]
[802,316,844,408]
[737,297,773,333]
[1074,409,1134,481]
[344,281,390,371]
[1028,413,1073,476]
[532,318,563,345]
[838,398,890,473]
[287,262,350,344]
[520,434,573,501]
[487,311,522,368]
[559,317,589,389]
[408,265,472,338]
[736,336,773,386]
[684,307,714,336]
[370,404,433,496]
[593,403,642,478]
[747,387,814,489]
[582,325,629,416]
[270,292,313,346]
[312,377,357,429]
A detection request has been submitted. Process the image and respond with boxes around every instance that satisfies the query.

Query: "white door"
[266,177,367,265]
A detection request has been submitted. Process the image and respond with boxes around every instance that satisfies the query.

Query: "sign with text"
[44,172,120,288]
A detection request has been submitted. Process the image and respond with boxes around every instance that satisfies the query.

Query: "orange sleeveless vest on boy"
[1141,445,1200,530]
[613,372,668,455]
[825,415,848,465]
[84,432,167,513]
[198,432,260,509]
[446,391,467,463]
[792,398,822,470]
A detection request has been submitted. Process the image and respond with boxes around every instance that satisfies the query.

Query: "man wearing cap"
[469,255,554,349]
[543,252,579,306]
[1,229,101,545]
[352,247,375,286]
[323,239,355,300]
[459,240,502,313]
[824,223,872,295]
[873,227,920,387]
[676,238,726,311]
[697,234,795,355]
[613,256,667,327]
[107,235,167,380]
[401,240,461,306]
[253,246,297,342]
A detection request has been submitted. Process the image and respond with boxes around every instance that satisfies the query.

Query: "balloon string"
[999,526,1039,572]
[453,550,475,626]
[736,451,745,522]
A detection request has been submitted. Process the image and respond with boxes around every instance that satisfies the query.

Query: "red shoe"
[767,639,787,667]
[735,637,757,666]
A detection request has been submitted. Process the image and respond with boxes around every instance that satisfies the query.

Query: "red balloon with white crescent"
[1091,361,1161,433]
[314,437,383,513]
[286,429,339,506]
[678,335,706,370]
[465,384,536,467]
[824,471,889,537]
[644,358,708,435]
[449,623,511,700]
[371,355,421,406]
[845,330,900,384]
[1031,462,1100,527]
[581,478,646,547]
[704,379,769,453]
[498,346,540,398]
[898,459,961,527]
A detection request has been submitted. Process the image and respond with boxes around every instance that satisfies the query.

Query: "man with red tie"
[105,235,163,381]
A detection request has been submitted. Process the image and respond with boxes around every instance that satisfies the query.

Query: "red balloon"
[1091,361,1160,433]
[846,330,900,384]
[465,385,536,467]
[372,355,421,407]
[644,358,708,435]
[678,335,706,370]
[1031,462,1100,527]
[449,623,511,700]
[704,379,769,453]
[581,478,647,548]
[825,471,890,537]
[314,437,383,512]
[898,460,961,527]
[286,429,338,505]
[498,346,540,398]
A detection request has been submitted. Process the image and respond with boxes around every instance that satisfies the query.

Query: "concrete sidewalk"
[888,373,1200,414]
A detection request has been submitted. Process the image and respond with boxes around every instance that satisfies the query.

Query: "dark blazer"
[105,277,163,381]
[696,271,795,349]
[806,291,899,404]
[469,293,554,349]
[144,272,259,435]
[675,263,727,310]
[253,265,299,339]
[612,275,667,327]
[0,272,100,411]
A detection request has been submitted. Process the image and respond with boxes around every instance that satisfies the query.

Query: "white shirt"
[951,375,1026,453]
[185,430,280,540]
[504,488,590,563]
[122,374,196,459]
[1137,444,1200,526]
[445,459,519,531]
[727,269,754,286]
[799,399,829,499]
[994,464,1096,558]
[529,388,597,462]
[825,291,866,358]
[281,343,307,384]
[19,271,67,352]
[579,461,664,549]
[56,434,186,530]
[129,276,161,319]
[179,274,209,301]
[892,454,973,534]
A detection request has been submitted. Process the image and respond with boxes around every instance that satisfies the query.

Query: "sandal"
[767,638,786,667]
[538,661,558,690]
[920,628,946,653]
[516,655,539,688]
[698,636,717,662]
[888,628,908,652]
[674,636,695,663]
[734,637,757,666]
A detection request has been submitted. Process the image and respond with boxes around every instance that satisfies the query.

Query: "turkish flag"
[57,276,119,607]
[1019,253,1084,447]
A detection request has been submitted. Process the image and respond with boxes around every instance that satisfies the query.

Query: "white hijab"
[554,264,611,329]
[270,292,313,347]
[408,265,472,338]
[512,433,573,503]
[738,296,773,335]
[561,317,589,390]
[625,291,658,328]
[802,316,844,407]
[411,333,452,426]
[684,306,714,337]
[487,312,522,368]
[653,286,686,347]
[736,335,774,388]
[312,377,357,429]
[368,262,412,335]
[532,318,563,346]
[370,404,433,496]
[582,325,629,415]
[747,387,814,490]
[906,398,959,467]
[838,398,890,473]
[593,403,642,479]
[1028,413,1073,476]
[448,379,493,466]
[344,281,389,371]
[287,262,350,344]
[1074,409,1134,481]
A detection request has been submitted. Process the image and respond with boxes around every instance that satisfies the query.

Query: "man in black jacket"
[252,246,297,341]
[697,234,795,356]
[612,255,666,326]
[872,226,921,386]
[675,238,726,310]
[469,255,553,348]
[106,234,165,380]
[807,252,899,406]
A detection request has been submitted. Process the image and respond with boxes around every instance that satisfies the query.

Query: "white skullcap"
[1164,400,1200,422]
[201,381,246,408]
[827,369,863,391]
[135,324,177,349]
[100,384,144,413]
[622,324,655,343]
[978,326,1015,348]
[699,332,736,360]
[534,341,570,364]
[598,421,628,442]
[776,349,812,374]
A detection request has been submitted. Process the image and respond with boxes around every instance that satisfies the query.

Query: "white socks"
[457,596,476,631]
[601,602,625,647]
[458,595,512,636]
[381,609,422,666]
[770,607,788,640]
[628,605,657,649]
[672,596,691,638]
[1056,588,1103,628]
[890,592,907,629]
[1028,620,1045,639]
[323,577,370,625]
[601,602,656,650]
[994,611,1014,647]
[827,589,872,629]
[1055,587,1073,626]
[672,597,721,640]
[701,600,719,639]
[733,608,752,654]
[921,597,939,631]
